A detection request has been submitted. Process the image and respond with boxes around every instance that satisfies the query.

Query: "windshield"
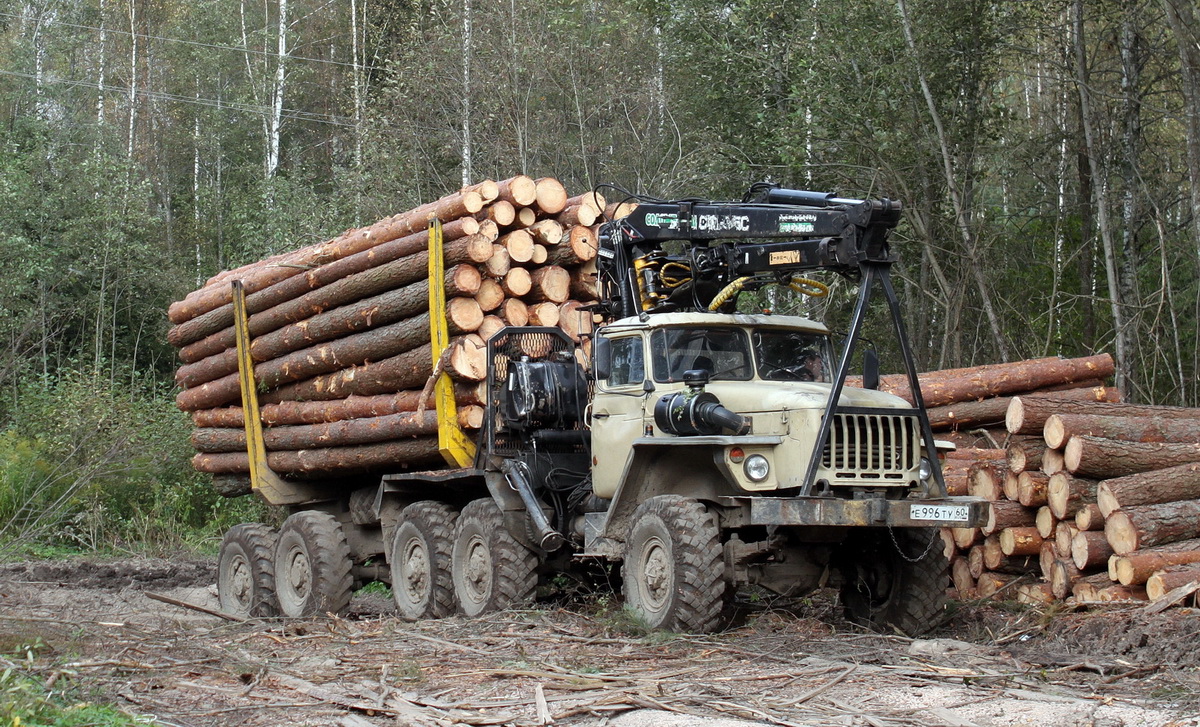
[650,328,753,382]
[754,330,833,382]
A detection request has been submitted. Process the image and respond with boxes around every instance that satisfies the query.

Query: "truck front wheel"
[217,523,278,618]
[451,498,538,617]
[623,496,725,633]
[838,527,947,636]
[274,511,355,617]
[390,501,458,620]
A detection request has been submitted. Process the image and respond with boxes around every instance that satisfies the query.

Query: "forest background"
[0,0,1197,554]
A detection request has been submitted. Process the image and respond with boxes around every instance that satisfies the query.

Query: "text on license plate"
[910,504,970,522]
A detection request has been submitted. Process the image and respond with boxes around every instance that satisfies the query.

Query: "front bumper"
[730,495,988,528]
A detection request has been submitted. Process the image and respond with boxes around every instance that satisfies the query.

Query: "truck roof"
[600,311,830,334]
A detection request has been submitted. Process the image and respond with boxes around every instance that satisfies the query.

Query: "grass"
[0,667,153,727]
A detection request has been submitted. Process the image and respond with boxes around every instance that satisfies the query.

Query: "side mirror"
[594,336,611,380]
[863,349,880,390]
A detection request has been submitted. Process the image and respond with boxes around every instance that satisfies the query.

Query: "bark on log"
[500,268,532,297]
[1047,473,1099,519]
[1096,463,1200,517]
[983,501,1035,536]
[1112,539,1200,585]
[945,448,1006,461]
[1016,583,1056,604]
[1008,439,1047,474]
[212,474,252,498]
[1044,413,1200,450]
[192,410,440,452]
[927,386,1119,431]
[1063,571,1113,601]
[1146,565,1200,601]
[1065,436,1200,479]
[977,573,1019,599]
[174,229,490,361]
[170,187,488,324]
[873,355,1114,408]
[1075,504,1103,532]
[546,226,597,265]
[1009,398,1200,436]
[569,269,598,300]
[192,437,442,475]
[557,300,594,342]
[496,175,537,206]
[565,191,606,214]
[534,178,567,214]
[980,547,1036,576]
[1104,499,1200,555]
[604,201,638,220]
[1071,530,1113,570]
[261,344,434,403]
[527,266,571,303]
[558,203,597,227]
[1000,527,1043,556]
[191,385,486,428]
[1018,471,1050,507]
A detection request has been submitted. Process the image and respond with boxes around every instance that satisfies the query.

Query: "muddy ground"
[1,557,1198,727]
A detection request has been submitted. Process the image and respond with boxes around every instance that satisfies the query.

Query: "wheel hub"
[286,548,312,598]
[228,554,252,605]
[641,537,671,609]
[464,535,491,601]
[401,538,429,600]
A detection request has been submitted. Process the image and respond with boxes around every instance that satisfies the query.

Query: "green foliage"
[0,668,152,727]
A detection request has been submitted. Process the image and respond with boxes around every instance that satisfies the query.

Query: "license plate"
[910,504,970,523]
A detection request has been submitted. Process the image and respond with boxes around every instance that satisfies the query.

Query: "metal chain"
[888,525,937,563]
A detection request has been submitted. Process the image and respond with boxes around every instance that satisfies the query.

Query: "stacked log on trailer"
[168,177,621,492]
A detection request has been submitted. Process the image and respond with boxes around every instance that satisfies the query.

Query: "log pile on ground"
[938,372,1200,609]
[169,177,618,484]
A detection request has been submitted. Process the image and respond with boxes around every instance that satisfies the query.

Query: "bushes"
[0,368,266,558]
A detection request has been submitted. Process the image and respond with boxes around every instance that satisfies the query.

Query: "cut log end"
[1104,511,1139,556]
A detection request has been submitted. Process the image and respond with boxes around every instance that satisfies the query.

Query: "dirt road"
[1,557,1197,726]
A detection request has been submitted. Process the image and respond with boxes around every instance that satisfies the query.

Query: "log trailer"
[217,184,987,634]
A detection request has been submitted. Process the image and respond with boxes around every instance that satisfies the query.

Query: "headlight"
[918,457,933,481]
[744,454,770,482]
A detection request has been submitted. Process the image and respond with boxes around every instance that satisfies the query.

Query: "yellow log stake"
[428,220,477,467]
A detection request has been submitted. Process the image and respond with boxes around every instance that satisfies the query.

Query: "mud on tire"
[390,501,458,620]
[274,511,355,618]
[838,527,948,636]
[451,498,538,617]
[218,523,278,618]
[622,495,725,633]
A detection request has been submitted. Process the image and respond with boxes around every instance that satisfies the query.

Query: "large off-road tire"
[839,527,948,636]
[390,501,458,620]
[451,498,538,617]
[274,511,355,618]
[622,495,725,633]
[217,523,278,618]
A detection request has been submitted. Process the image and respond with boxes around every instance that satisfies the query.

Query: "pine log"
[569,269,599,300]
[1070,530,1113,571]
[175,232,492,362]
[211,474,253,498]
[447,334,488,382]
[983,535,1005,570]
[497,299,529,326]
[260,344,434,403]
[534,178,568,214]
[1010,398,1199,436]
[485,245,512,278]
[477,200,516,227]
[527,302,561,327]
[1050,559,1090,599]
[500,268,532,298]
[1035,506,1056,539]
[983,500,1035,535]
[1047,473,1099,519]
[980,547,1036,576]
[192,437,442,475]
[968,461,1007,501]
[513,207,537,228]
[1017,471,1050,507]
[530,244,548,265]
[1044,414,1200,450]
[951,557,976,599]
[1074,504,1103,532]
[496,175,537,206]
[546,226,597,265]
[558,203,597,227]
[527,219,564,246]
[176,269,479,389]
[968,546,985,579]
[1065,436,1200,479]
[192,410,438,452]
[1112,540,1200,585]
[927,386,1119,431]
[171,186,489,324]
[1055,521,1079,558]
[477,315,505,342]
[951,527,982,550]
[1039,540,1058,578]
[500,230,535,263]
[977,572,1019,599]
[191,384,486,428]
[565,191,606,214]
[945,447,1006,461]
[557,300,594,342]
[475,279,504,312]
[1008,438,1047,474]
[1016,583,1056,604]
[604,201,638,220]
[1000,527,1043,556]
[944,471,969,497]
[1105,499,1200,555]
[939,528,957,559]
[1067,571,1118,600]
[1042,448,1065,475]
[1094,585,1148,601]
[875,355,1114,408]
[1002,472,1021,501]
[1096,463,1200,517]
[527,266,571,303]
[1146,565,1200,601]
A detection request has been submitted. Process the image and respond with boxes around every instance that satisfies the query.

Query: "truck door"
[590,333,650,500]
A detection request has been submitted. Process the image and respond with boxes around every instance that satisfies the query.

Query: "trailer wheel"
[623,496,725,633]
[218,523,278,618]
[839,527,948,636]
[274,511,355,618]
[390,501,458,620]
[451,498,537,617]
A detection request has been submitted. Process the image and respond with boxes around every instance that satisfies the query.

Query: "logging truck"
[215,185,987,635]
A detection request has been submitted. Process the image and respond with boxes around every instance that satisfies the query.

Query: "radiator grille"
[820,413,918,481]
